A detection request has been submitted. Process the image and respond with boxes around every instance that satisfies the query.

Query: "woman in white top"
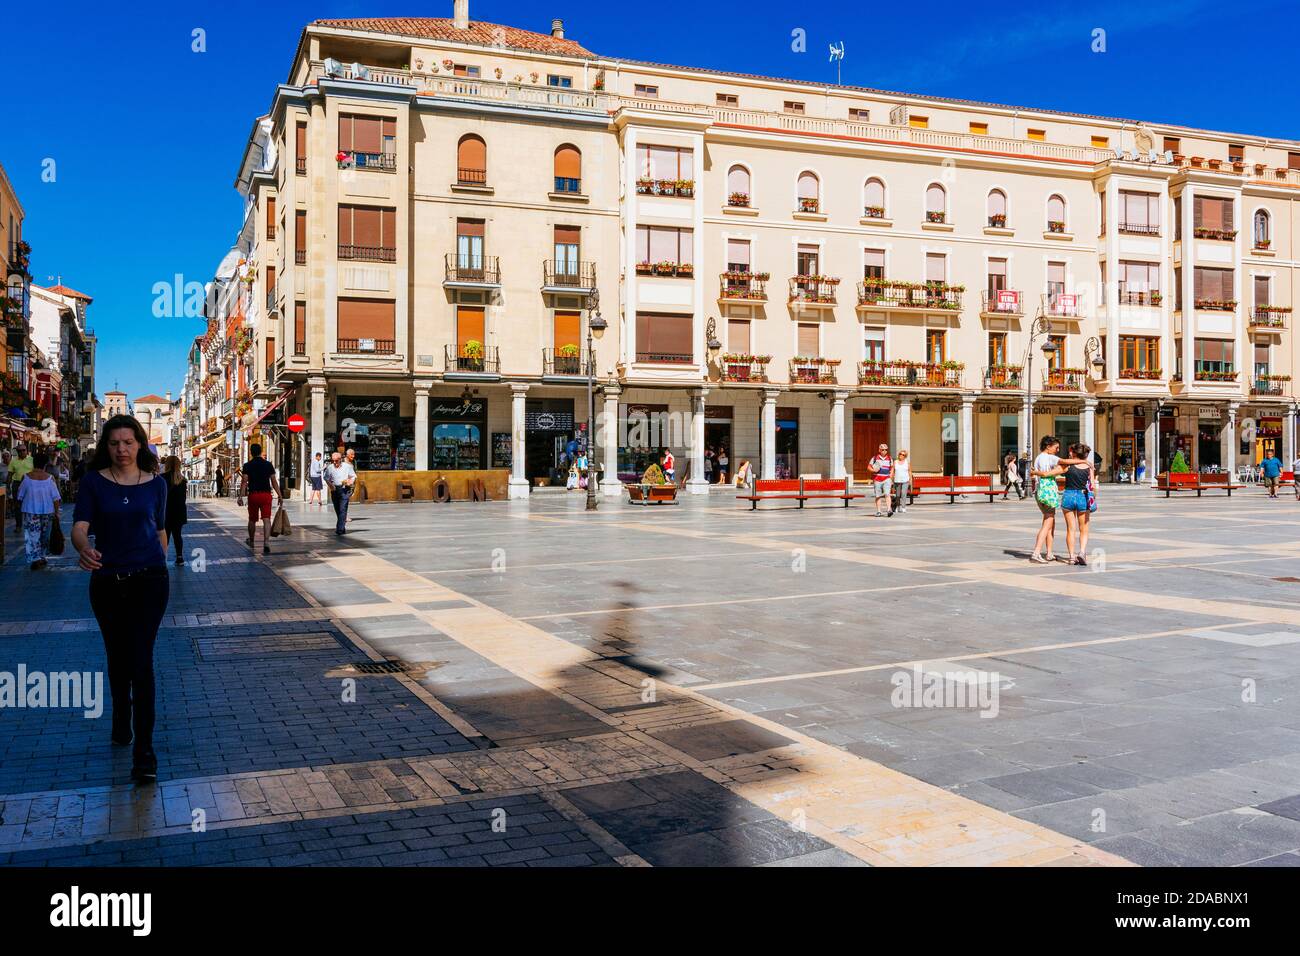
[890,450,912,515]
[16,450,61,570]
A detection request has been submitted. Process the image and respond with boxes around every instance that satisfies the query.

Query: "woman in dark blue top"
[72,415,170,783]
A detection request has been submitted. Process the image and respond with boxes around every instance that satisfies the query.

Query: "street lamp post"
[1023,314,1057,465]
[585,289,607,512]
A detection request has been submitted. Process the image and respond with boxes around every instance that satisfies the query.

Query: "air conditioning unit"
[323,58,343,77]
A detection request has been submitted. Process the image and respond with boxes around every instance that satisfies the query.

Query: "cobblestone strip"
[0,733,683,854]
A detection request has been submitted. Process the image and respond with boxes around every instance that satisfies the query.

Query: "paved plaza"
[2,484,1300,867]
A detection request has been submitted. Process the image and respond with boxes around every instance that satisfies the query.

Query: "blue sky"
[5,0,1295,401]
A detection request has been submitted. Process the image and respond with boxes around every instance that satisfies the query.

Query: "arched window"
[554,144,581,194]
[797,171,820,213]
[457,135,486,185]
[1046,194,1066,232]
[864,178,886,218]
[727,165,751,207]
[987,189,1007,227]
[925,184,946,223]
[1254,209,1271,249]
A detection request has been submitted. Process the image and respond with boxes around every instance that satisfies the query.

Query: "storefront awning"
[193,432,226,453]
[248,387,297,433]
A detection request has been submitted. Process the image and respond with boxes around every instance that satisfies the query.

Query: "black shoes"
[111,728,132,747]
[131,750,158,783]
[263,545,271,555]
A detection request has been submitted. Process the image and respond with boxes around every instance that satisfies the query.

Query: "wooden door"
[853,413,888,479]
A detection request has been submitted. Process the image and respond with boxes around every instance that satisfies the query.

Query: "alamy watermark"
[890,664,1000,718]
[0,665,103,718]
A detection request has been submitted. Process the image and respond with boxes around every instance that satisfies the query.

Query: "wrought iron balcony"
[543,348,591,377]
[858,360,964,388]
[1042,368,1086,391]
[980,289,1023,316]
[1251,377,1288,396]
[719,355,771,382]
[859,280,962,311]
[789,358,839,384]
[1250,307,1289,329]
[543,260,596,291]
[445,343,500,374]
[445,253,501,286]
[719,271,769,302]
[339,244,397,263]
[789,275,839,305]
[1041,291,1085,318]
[337,150,396,172]
[336,338,396,354]
[983,365,1023,389]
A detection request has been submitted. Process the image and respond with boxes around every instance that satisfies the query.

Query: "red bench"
[627,483,679,505]
[1154,472,1240,497]
[907,475,1001,504]
[738,478,863,510]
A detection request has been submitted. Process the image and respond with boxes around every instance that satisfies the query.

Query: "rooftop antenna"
[829,42,844,85]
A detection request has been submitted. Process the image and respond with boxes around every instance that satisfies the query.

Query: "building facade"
[217,6,1299,496]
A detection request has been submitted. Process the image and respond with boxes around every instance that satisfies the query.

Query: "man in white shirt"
[1292,456,1300,500]
[308,452,325,507]
[322,451,357,535]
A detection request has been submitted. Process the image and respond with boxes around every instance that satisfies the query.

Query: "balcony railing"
[635,351,694,364]
[719,355,771,382]
[1042,291,1084,318]
[336,338,396,354]
[789,358,839,384]
[296,157,306,175]
[445,253,501,285]
[339,244,397,263]
[1118,222,1160,236]
[267,225,276,241]
[337,150,396,172]
[858,361,964,388]
[543,348,592,377]
[1117,289,1163,307]
[1192,368,1239,383]
[445,344,501,374]
[980,289,1023,315]
[543,260,596,290]
[858,280,963,311]
[636,261,694,278]
[554,176,581,194]
[1042,368,1085,391]
[1192,227,1236,241]
[1251,377,1289,396]
[789,275,839,304]
[635,179,694,197]
[457,166,487,186]
[1194,299,1237,312]
[294,340,306,356]
[719,271,769,301]
[1250,307,1289,328]
[295,250,306,265]
[983,365,1023,389]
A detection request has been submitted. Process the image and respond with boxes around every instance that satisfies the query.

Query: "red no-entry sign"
[287,414,306,433]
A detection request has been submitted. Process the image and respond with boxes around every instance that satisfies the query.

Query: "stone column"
[508,383,530,499]
[894,397,912,455]
[828,390,847,479]
[761,388,779,480]
[1145,402,1160,485]
[600,385,622,496]
[309,377,326,461]
[1284,404,1296,469]
[958,395,974,475]
[1083,397,1097,456]
[688,388,709,494]
[413,380,431,471]
[1223,403,1238,478]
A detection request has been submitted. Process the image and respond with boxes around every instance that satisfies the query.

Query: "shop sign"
[429,399,487,421]
[1198,406,1221,420]
[339,397,398,420]
[526,409,575,431]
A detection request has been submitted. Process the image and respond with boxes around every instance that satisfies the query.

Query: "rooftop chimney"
[551,19,564,39]
[453,0,469,30]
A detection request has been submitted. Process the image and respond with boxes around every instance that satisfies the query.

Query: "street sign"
[287,414,306,433]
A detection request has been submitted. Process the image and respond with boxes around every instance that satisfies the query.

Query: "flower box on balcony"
[1046,220,1066,233]
[1194,370,1238,382]
[863,205,886,219]
[1255,240,1272,250]
[925,211,946,224]
[1120,368,1163,380]
[987,214,1007,228]
[1259,374,1292,382]
[728,192,750,207]
[799,198,820,213]
[1193,227,1237,241]
[1194,299,1237,312]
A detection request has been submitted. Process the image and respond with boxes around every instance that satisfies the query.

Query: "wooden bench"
[907,475,1001,504]
[627,483,679,505]
[1154,472,1240,497]
[800,478,865,507]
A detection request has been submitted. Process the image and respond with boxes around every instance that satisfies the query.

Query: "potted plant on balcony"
[799,197,820,213]
[1047,220,1066,233]
[461,339,485,366]
[677,262,694,277]
[1150,291,1164,306]
[653,261,677,276]
[676,179,695,197]
[721,353,752,381]
[926,210,946,223]
[987,213,1007,228]
[1256,239,1272,250]
[864,205,886,219]
[636,261,652,275]
[728,192,750,207]
[555,343,581,374]
[636,177,653,194]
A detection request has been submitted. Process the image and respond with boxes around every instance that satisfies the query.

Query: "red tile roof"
[313,17,592,58]
[134,394,170,405]
[43,284,93,302]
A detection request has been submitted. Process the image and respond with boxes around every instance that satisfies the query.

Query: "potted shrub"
[988,213,1007,228]
[728,192,750,207]
[926,210,946,223]
[556,343,581,374]
[461,339,485,359]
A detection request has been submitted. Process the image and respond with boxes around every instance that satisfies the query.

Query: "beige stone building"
[235,4,1299,496]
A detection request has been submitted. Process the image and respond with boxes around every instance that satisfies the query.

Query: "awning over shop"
[248,387,297,433]
[192,432,226,454]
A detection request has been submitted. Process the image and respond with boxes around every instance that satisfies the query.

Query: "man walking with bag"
[236,443,282,555]
[323,450,356,536]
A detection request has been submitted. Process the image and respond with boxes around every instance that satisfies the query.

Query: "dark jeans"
[167,524,184,560]
[89,567,170,754]
[331,487,352,532]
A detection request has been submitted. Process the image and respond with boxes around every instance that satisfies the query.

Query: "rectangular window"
[553,310,581,350]
[987,257,1007,296]
[636,312,693,363]
[1119,336,1160,372]
[784,101,805,114]
[1163,136,1181,155]
[547,74,572,87]
[848,107,870,121]
[863,249,885,281]
[265,336,275,376]
[1290,152,1300,171]
[969,121,988,135]
[863,327,885,363]
[554,225,580,277]
[797,323,820,357]
[338,206,396,261]
[726,239,751,272]
[456,219,486,273]
[338,115,396,160]
[1193,196,1234,233]
[728,319,751,354]
[456,305,485,353]
[452,64,480,77]
[634,84,659,98]
[295,122,307,174]
[909,115,929,129]
[635,226,693,268]
[1046,335,1066,371]
[716,92,739,107]
[1118,260,1160,301]
[925,253,946,284]
[1119,190,1160,234]
[1027,128,1046,142]
[266,196,276,240]
[637,144,694,181]
[926,330,946,363]
[796,244,819,277]
[295,210,307,264]
[1193,267,1234,304]
[988,332,1007,366]
[1255,275,1270,308]
[1255,342,1270,379]
[1047,261,1066,297]
[1228,143,1244,163]
[1194,338,1234,373]
[1091,135,1109,149]
[294,302,306,353]
[337,298,395,351]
